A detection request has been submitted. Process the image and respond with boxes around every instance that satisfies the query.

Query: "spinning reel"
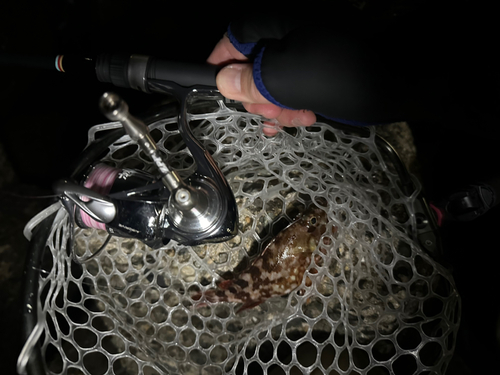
[54,54,239,249]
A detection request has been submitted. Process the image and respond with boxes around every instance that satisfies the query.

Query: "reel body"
[68,164,235,248]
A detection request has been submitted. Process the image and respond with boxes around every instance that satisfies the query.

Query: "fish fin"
[236,299,263,313]
[201,288,228,303]
[218,279,234,290]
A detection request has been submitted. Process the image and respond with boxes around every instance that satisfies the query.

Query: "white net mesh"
[30,96,460,375]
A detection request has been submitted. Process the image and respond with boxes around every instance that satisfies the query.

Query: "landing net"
[21,96,460,375]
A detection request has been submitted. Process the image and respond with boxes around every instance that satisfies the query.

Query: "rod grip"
[147,58,218,88]
[95,53,218,91]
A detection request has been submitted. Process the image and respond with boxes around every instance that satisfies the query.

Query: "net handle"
[19,211,57,375]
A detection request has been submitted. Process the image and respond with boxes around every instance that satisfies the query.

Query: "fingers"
[207,35,247,65]
[244,103,317,128]
[243,103,282,119]
[274,108,317,128]
[209,34,317,134]
[217,64,317,129]
[216,64,269,104]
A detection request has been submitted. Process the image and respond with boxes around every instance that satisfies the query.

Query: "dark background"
[1,1,498,374]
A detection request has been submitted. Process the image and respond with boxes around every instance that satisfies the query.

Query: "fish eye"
[310,217,317,225]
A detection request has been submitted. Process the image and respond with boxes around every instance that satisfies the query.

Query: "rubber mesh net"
[30,96,460,375]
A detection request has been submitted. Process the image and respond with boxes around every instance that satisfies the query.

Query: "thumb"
[216,64,271,104]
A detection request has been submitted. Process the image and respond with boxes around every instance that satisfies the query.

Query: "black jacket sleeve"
[226,9,498,127]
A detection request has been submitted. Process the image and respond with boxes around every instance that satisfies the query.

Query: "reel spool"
[78,164,153,231]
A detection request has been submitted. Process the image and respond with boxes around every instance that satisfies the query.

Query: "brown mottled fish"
[202,207,329,312]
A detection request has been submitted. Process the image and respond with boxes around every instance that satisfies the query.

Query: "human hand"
[207,35,316,136]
